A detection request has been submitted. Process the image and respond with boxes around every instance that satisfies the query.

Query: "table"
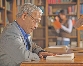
[20,53,83,66]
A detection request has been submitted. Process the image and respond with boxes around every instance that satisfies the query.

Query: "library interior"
[1,0,83,66]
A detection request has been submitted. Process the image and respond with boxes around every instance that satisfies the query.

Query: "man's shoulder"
[7,21,19,29]
[2,21,21,36]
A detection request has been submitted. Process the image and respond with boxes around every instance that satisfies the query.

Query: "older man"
[0,3,55,66]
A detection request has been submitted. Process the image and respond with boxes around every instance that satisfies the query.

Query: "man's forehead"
[32,11,41,17]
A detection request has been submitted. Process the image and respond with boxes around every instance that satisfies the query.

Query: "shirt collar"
[17,24,30,40]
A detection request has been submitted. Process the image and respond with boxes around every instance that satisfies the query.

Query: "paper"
[48,46,63,48]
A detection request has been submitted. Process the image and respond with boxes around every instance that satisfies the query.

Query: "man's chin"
[29,30,33,34]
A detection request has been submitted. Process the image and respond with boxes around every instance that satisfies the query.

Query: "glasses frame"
[27,13,40,24]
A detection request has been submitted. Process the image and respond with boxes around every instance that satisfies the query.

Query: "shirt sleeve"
[61,19,73,33]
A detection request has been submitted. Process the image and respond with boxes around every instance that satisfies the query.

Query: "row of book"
[48,5,77,15]
[24,0,34,4]
[80,30,83,39]
[0,27,4,34]
[80,41,83,48]
[48,38,77,44]
[17,0,45,14]
[48,28,76,36]
[0,12,2,23]
[0,0,11,10]
[0,0,11,11]
[16,0,35,14]
[48,0,76,4]
[80,0,83,3]
[0,0,2,7]
[49,28,77,36]
[6,1,11,11]
[48,40,77,47]
[16,0,35,6]
[48,16,77,25]
[32,29,83,48]
[80,4,83,14]
[0,12,3,34]
[36,0,45,5]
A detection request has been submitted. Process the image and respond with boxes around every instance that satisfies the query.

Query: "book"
[74,17,83,29]
[50,16,61,29]
[72,17,76,26]
[49,41,56,46]
[53,21,61,29]
[44,45,68,53]
[46,53,74,61]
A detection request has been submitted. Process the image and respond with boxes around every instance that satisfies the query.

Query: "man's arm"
[32,42,56,58]
[0,33,40,63]
[32,42,45,54]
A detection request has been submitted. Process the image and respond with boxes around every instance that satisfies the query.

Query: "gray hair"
[16,3,43,18]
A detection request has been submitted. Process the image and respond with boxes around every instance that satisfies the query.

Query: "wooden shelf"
[32,38,45,40]
[48,2,76,5]
[36,4,45,6]
[80,14,83,16]
[38,26,45,29]
[6,0,13,3]
[48,14,77,16]
[48,36,57,39]
[80,2,83,4]
[48,36,77,39]
[0,0,14,34]
[69,36,77,38]
[0,7,5,10]
[7,10,12,13]
[2,0,80,48]
[0,22,3,25]
[42,14,45,16]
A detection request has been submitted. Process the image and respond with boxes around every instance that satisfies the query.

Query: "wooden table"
[20,53,83,66]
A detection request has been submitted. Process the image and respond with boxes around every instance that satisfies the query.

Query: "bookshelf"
[77,0,83,47]
[45,0,82,47]
[0,0,15,34]
[3,0,83,48]
[13,0,83,48]
[0,0,6,33]
[33,0,46,48]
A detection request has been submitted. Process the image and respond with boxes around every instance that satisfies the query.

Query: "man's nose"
[35,23,38,29]
[36,23,38,28]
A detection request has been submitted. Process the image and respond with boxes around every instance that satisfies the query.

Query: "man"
[0,3,55,66]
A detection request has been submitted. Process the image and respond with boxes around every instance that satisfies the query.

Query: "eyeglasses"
[27,13,40,24]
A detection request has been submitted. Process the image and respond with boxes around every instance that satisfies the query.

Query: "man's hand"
[39,52,56,58]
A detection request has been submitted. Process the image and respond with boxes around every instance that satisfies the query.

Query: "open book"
[46,53,74,61]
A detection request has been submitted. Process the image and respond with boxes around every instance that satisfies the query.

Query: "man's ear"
[22,13,27,20]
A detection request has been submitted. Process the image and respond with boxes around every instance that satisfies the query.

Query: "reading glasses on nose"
[27,13,40,24]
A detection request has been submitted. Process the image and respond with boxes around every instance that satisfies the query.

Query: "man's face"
[22,11,42,34]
